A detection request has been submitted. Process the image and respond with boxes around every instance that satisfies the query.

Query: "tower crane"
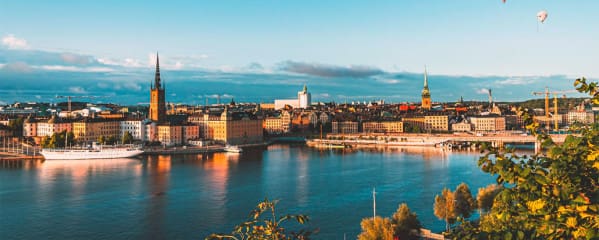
[55,95,110,113]
[531,88,576,131]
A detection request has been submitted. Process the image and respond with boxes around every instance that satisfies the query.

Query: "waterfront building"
[451,121,473,132]
[72,119,120,143]
[424,115,450,131]
[421,67,432,110]
[37,115,72,137]
[402,116,426,131]
[157,124,183,146]
[332,121,359,134]
[567,110,594,125]
[274,85,312,110]
[183,124,200,142]
[263,111,291,134]
[120,119,146,141]
[362,121,404,133]
[144,121,157,142]
[149,54,167,123]
[190,107,263,145]
[470,116,506,132]
[23,116,37,137]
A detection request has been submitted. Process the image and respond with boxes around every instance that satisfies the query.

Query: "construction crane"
[55,95,109,113]
[531,88,576,130]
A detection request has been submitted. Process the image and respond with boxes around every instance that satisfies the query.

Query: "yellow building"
[263,111,291,134]
[402,116,426,131]
[424,115,449,131]
[470,116,506,132]
[157,124,183,146]
[190,108,263,145]
[362,121,404,133]
[73,119,120,143]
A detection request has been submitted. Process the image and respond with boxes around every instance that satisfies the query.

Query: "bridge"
[315,133,569,153]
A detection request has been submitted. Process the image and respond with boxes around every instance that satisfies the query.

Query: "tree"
[453,183,476,219]
[41,131,75,148]
[122,131,133,144]
[98,136,106,145]
[357,216,394,240]
[451,77,599,239]
[206,198,315,240]
[476,184,502,215]
[433,188,456,231]
[391,203,422,240]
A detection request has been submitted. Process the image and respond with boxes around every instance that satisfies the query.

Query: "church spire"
[154,53,161,89]
[423,65,429,89]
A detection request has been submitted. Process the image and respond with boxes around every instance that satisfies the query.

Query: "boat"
[41,146,144,160]
[224,145,243,153]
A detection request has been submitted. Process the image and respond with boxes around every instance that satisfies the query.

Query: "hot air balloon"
[502,0,506,3]
[537,10,548,23]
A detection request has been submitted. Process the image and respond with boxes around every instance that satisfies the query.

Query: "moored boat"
[224,145,243,153]
[41,147,144,160]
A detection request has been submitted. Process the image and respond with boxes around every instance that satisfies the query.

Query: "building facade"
[190,108,263,145]
[298,84,311,109]
[37,116,72,137]
[72,120,120,143]
[362,121,404,133]
[332,121,359,134]
[470,116,506,132]
[120,119,146,141]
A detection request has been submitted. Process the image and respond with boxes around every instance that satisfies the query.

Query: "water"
[0,144,497,239]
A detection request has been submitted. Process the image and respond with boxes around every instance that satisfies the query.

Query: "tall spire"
[423,65,428,89]
[154,52,161,89]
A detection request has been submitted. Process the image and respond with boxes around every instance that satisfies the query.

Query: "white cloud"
[2,34,29,49]
[376,79,401,84]
[204,94,234,99]
[69,86,87,94]
[37,65,114,72]
[495,77,534,85]
[475,88,490,95]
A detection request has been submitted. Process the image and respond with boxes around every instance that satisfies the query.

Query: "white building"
[298,85,311,109]
[120,119,146,141]
[567,111,595,125]
[274,85,311,110]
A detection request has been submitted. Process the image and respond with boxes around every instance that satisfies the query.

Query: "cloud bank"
[279,61,385,78]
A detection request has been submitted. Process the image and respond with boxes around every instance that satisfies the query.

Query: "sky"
[1,1,598,105]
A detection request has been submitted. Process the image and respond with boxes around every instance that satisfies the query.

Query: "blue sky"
[0,1,598,104]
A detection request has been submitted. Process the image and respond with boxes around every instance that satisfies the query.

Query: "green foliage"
[98,135,117,145]
[357,216,394,240]
[476,184,502,214]
[122,131,134,144]
[454,183,476,219]
[391,203,422,240]
[206,198,316,240]
[451,77,599,239]
[41,130,75,148]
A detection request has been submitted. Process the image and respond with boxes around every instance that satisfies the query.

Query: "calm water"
[0,144,497,239]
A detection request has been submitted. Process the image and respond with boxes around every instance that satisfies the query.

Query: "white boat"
[41,147,144,160]
[224,145,243,153]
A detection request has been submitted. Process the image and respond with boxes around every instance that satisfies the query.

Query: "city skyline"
[1,1,597,104]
